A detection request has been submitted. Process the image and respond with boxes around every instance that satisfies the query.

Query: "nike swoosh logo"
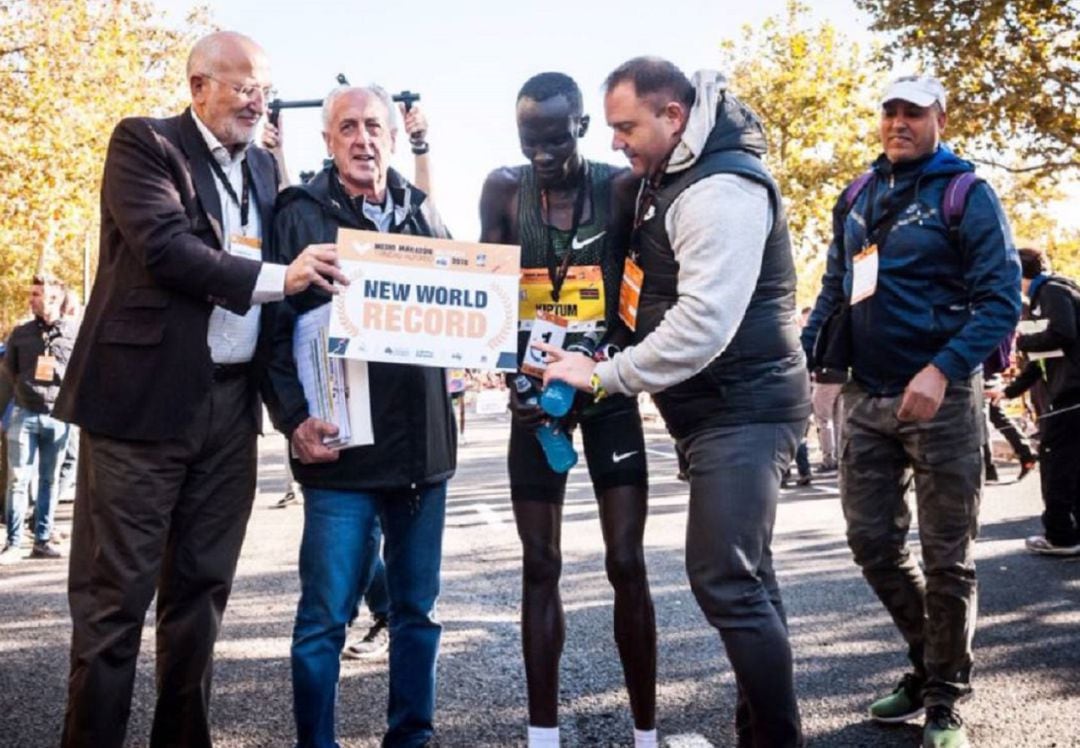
[611,450,639,464]
[571,231,606,250]
[642,205,656,222]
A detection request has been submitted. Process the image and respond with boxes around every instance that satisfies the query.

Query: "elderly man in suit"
[54,31,346,748]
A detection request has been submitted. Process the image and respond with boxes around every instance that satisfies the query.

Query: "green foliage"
[857,0,1080,272]
[856,0,1079,176]
[0,0,211,335]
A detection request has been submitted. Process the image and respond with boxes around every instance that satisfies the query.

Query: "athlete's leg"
[512,499,565,727]
[597,483,656,730]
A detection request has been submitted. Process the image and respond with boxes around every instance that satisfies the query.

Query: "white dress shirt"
[192,110,287,364]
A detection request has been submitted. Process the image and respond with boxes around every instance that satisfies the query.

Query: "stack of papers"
[294,305,373,448]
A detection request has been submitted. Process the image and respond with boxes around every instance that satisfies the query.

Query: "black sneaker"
[342,617,389,660]
[30,541,62,559]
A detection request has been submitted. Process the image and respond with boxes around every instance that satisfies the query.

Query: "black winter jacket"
[632,89,809,437]
[1010,274,1080,408]
[264,166,456,491]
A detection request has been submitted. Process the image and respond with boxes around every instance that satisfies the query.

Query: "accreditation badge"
[521,309,568,378]
[851,244,878,305]
[618,257,644,331]
[518,266,605,332]
[34,355,56,382]
[230,234,262,261]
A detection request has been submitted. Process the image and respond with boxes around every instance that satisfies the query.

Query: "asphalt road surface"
[1,408,1078,747]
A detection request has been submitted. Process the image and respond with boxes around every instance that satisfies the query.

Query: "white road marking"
[665,733,715,748]
[463,502,506,528]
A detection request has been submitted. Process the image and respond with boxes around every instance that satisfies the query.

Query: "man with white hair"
[263,84,454,748]
[802,75,1021,748]
[55,30,346,748]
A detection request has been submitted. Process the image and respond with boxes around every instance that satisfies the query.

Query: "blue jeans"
[351,519,390,623]
[5,408,70,546]
[292,483,446,748]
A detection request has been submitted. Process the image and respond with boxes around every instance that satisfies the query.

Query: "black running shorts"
[508,394,648,503]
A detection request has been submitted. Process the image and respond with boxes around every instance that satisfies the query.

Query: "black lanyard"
[207,155,251,229]
[541,161,589,303]
[38,319,60,355]
[629,158,670,263]
[861,174,913,251]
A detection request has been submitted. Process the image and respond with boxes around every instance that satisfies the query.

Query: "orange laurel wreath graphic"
[486,283,513,351]
[334,267,366,337]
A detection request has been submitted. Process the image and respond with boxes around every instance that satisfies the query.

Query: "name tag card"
[34,355,56,382]
[618,257,644,330]
[851,244,879,305]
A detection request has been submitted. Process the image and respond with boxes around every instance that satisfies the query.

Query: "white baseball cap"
[880,75,947,112]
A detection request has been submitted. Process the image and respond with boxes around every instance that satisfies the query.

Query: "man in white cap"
[801,75,1021,748]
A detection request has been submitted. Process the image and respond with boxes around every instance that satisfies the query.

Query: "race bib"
[618,257,644,331]
[519,266,605,332]
[851,244,878,305]
[521,310,568,378]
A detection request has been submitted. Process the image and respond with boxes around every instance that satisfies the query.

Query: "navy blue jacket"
[802,146,1021,396]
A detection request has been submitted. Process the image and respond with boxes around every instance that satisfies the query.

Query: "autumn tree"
[0,0,210,334]
[719,1,887,305]
[857,0,1080,274]
[856,0,1079,177]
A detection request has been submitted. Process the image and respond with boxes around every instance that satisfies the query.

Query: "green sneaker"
[868,673,924,723]
[923,704,969,748]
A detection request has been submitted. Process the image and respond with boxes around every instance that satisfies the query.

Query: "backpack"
[842,169,982,240]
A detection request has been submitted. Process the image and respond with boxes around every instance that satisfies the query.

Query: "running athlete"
[479,72,657,748]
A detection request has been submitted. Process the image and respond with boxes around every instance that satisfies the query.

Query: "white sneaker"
[1025,535,1080,556]
[342,617,389,660]
[0,543,24,565]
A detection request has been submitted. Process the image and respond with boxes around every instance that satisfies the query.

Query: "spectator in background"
[806,301,846,473]
[0,274,76,563]
[990,248,1080,556]
[980,334,1036,484]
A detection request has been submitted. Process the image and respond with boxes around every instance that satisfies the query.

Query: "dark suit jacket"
[54,108,280,441]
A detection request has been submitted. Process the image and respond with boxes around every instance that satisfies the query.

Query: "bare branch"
[968,156,1080,175]
[0,44,33,57]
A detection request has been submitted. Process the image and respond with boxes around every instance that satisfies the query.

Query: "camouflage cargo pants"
[839,375,983,707]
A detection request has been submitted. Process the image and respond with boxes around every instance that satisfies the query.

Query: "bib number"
[521,310,568,378]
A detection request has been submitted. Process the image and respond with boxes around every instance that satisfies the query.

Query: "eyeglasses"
[201,73,277,101]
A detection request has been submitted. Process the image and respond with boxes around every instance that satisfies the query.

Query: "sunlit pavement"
[1,407,1077,747]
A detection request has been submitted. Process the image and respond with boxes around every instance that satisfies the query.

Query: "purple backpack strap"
[942,171,981,228]
[844,170,875,213]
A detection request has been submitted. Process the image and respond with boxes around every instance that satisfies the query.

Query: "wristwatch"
[589,371,607,401]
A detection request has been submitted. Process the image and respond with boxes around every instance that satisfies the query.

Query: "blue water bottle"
[539,333,600,418]
[513,375,578,473]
